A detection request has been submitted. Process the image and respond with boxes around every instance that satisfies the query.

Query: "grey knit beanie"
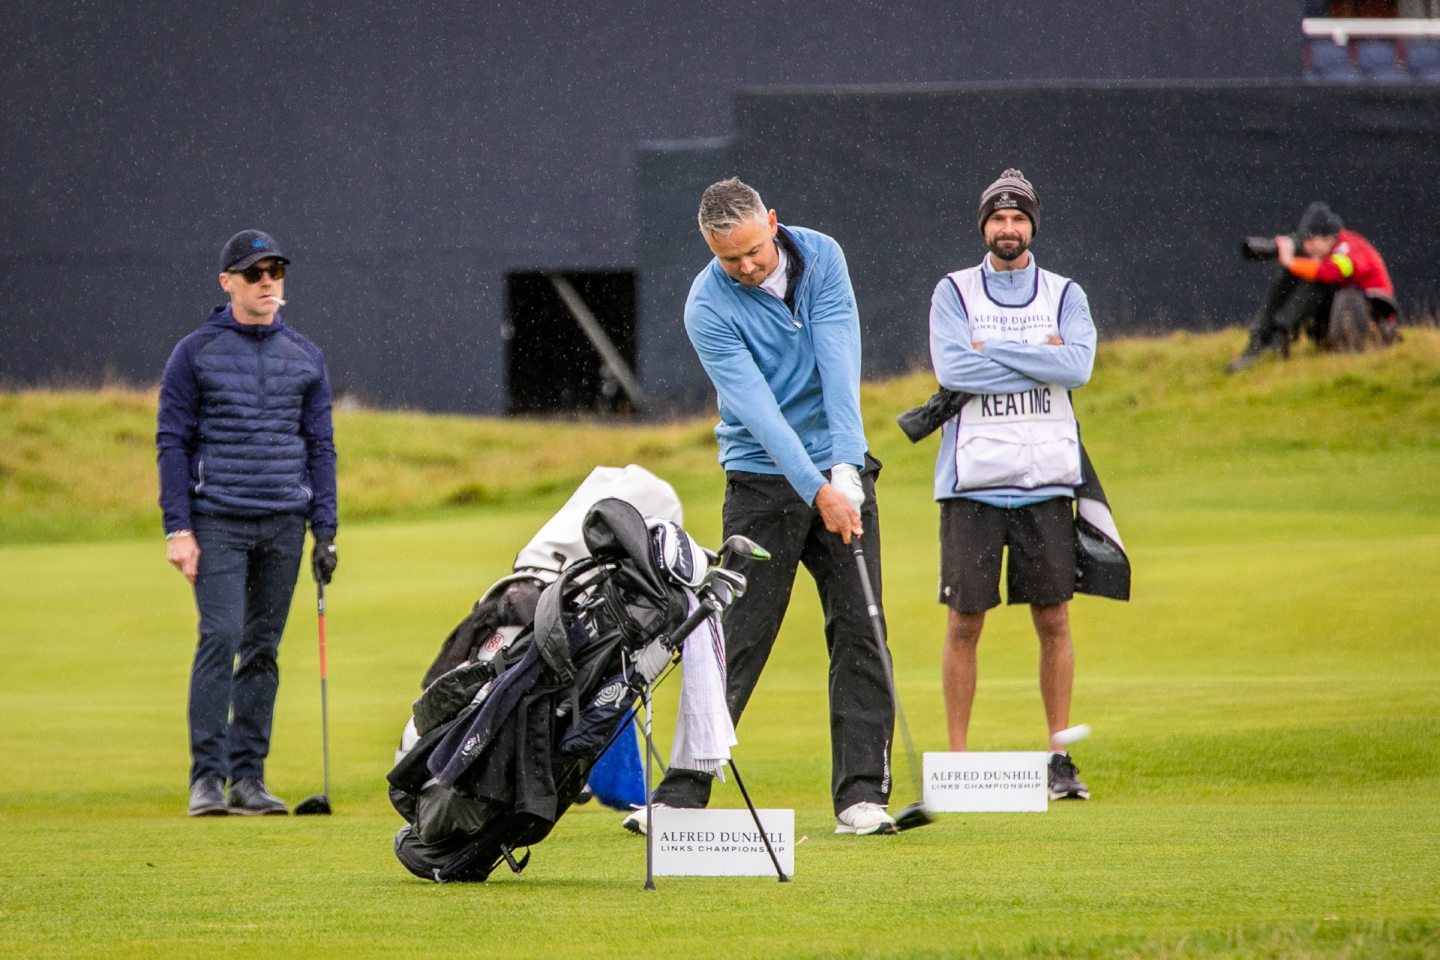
[978,169,1040,236]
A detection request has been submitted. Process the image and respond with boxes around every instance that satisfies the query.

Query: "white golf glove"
[830,462,865,516]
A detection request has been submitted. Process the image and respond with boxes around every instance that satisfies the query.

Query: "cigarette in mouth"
[266,296,287,306]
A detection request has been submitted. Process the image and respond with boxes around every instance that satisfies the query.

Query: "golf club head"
[293,794,332,816]
[709,566,748,597]
[893,803,933,832]
[719,534,770,566]
[698,566,748,613]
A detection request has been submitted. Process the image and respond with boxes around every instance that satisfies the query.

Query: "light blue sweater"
[929,256,1096,505]
[684,225,867,505]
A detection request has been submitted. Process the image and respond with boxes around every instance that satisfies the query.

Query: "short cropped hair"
[697,177,767,236]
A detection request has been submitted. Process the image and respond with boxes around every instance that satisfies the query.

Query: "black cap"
[219,229,289,272]
[978,169,1040,236]
[1297,202,1343,239]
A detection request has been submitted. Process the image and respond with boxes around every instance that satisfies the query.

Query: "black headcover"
[421,578,542,689]
[530,497,689,685]
[581,497,688,648]
[582,498,664,573]
[896,387,968,443]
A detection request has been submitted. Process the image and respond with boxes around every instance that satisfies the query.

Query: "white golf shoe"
[834,801,897,835]
[621,802,669,835]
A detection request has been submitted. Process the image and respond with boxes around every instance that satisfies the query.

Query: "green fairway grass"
[2,330,1438,958]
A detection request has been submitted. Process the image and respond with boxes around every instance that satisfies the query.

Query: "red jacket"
[1288,229,1394,299]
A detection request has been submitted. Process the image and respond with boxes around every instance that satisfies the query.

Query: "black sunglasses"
[231,262,287,283]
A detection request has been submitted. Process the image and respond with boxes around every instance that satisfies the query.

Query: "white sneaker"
[621,803,668,835]
[834,801,897,835]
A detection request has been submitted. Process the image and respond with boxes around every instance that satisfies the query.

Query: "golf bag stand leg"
[642,682,656,891]
[726,758,789,882]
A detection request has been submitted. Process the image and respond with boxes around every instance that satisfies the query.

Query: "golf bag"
[388,495,737,883]
[418,463,689,691]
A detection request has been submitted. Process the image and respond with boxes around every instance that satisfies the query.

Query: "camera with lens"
[1240,234,1297,262]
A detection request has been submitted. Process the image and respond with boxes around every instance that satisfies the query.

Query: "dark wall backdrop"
[637,81,1440,408]
[3,2,1303,412]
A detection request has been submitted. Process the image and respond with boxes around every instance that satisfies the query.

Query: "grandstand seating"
[1355,39,1411,78]
[1306,38,1365,80]
[1406,39,1440,79]
[1304,16,1440,81]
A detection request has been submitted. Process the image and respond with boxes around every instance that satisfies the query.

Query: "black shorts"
[938,497,1076,612]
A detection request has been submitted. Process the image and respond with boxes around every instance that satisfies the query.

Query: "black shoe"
[188,776,229,817]
[1224,353,1260,374]
[1048,753,1090,801]
[229,778,289,815]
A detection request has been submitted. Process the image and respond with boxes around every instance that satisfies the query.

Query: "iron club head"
[293,793,332,816]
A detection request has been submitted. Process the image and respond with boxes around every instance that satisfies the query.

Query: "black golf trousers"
[188,513,305,785]
[651,459,895,815]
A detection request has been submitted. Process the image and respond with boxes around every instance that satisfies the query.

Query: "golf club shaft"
[852,543,924,802]
[317,580,331,799]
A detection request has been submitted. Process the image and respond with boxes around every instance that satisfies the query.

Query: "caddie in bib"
[949,263,1083,493]
[925,168,1102,802]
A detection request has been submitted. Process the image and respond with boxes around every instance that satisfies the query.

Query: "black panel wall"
[2,1,1299,413]
[637,81,1440,410]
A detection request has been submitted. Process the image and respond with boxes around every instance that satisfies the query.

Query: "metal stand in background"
[549,273,645,413]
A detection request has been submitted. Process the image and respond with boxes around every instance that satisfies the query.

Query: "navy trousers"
[651,457,894,815]
[188,513,306,784]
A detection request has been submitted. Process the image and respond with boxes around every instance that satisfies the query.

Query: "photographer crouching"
[1226,201,1399,374]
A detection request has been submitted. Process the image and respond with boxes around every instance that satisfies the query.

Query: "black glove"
[311,536,338,585]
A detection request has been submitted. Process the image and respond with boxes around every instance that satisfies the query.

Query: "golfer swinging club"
[623,177,898,837]
[157,229,339,817]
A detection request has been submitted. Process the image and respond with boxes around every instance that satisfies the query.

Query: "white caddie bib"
[948,260,1082,492]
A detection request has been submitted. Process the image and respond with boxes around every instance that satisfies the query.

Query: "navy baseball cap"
[219,229,290,272]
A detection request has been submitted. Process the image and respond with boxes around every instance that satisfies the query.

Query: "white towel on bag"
[668,596,736,776]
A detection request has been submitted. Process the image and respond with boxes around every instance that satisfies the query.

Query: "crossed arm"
[929,277,1096,394]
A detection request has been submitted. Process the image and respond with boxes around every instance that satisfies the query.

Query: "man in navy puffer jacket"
[157,229,338,817]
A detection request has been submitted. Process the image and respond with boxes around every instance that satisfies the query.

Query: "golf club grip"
[667,604,714,648]
[850,544,884,644]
